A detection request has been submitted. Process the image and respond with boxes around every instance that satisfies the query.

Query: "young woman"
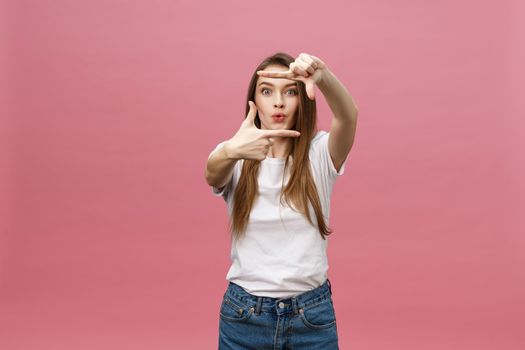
[205,52,358,349]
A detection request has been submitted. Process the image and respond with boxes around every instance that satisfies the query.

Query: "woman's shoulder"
[310,130,328,147]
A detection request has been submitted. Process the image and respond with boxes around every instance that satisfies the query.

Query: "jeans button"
[278,302,285,308]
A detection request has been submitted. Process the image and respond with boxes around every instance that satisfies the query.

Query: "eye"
[260,88,297,96]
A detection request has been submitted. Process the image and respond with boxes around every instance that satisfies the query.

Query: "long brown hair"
[230,52,333,241]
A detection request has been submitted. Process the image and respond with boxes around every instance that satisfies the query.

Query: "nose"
[273,95,284,108]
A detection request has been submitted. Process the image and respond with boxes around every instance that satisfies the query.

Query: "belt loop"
[327,278,333,295]
[291,297,299,315]
[255,296,263,315]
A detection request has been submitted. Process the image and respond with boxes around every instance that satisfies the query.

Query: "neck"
[269,137,291,158]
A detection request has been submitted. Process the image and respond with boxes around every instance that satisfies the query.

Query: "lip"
[272,113,286,118]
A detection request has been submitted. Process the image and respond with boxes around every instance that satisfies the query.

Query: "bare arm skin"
[257,53,359,173]
[205,141,237,189]
[317,67,359,173]
[204,101,301,189]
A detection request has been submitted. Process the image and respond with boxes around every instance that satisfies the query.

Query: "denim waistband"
[223,279,333,316]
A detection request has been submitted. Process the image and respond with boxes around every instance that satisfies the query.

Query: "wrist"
[317,67,335,91]
[223,140,239,160]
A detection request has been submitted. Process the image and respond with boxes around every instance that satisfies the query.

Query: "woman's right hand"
[224,101,301,161]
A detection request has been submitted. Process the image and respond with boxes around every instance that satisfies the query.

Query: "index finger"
[261,129,301,138]
[256,70,294,79]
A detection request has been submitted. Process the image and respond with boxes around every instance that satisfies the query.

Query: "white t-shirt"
[208,130,347,298]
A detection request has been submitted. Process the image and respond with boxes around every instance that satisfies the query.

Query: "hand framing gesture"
[225,101,301,161]
[257,53,327,100]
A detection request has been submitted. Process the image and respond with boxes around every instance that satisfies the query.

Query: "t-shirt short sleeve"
[310,130,346,215]
[208,140,234,200]
[306,130,348,214]
[311,131,348,178]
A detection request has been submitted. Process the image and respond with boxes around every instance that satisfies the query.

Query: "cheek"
[255,97,269,114]
[291,101,299,113]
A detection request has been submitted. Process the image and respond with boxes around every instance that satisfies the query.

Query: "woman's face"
[255,64,299,131]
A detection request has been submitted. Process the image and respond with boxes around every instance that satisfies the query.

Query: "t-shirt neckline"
[264,156,287,163]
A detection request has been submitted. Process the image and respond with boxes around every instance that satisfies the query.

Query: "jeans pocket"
[298,298,337,330]
[219,295,255,323]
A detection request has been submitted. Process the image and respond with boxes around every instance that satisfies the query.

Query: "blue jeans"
[218,278,339,349]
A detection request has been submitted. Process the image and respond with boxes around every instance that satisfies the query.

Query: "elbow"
[204,168,212,187]
[205,169,219,188]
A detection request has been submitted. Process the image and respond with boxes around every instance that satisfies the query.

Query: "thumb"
[305,81,316,100]
[243,101,258,126]
[296,77,316,100]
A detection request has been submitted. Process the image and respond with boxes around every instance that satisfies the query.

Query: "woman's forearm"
[205,141,238,189]
[317,67,359,123]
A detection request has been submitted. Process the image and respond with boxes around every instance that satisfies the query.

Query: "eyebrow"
[258,81,297,88]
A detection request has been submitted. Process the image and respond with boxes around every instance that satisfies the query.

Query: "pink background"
[1,0,524,349]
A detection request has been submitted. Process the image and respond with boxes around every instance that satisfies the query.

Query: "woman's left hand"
[257,53,327,100]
